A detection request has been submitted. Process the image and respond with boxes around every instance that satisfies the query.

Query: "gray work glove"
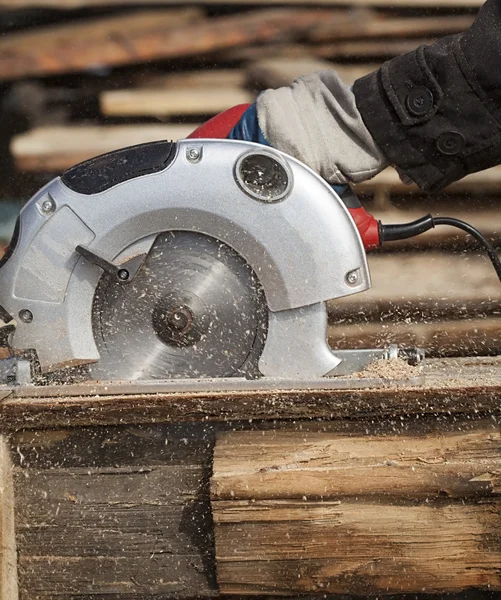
[256,70,389,185]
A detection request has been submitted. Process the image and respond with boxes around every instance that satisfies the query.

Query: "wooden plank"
[101,87,254,118]
[330,316,501,357]
[212,428,501,595]
[13,424,216,599]
[0,8,348,80]
[333,252,501,315]
[10,124,199,172]
[212,429,501,500]
[316,38,436,58]
[0,0,486,7]
[148,68,246,89]
[247,57,378,88]
[213,499,501,595]
[309,13,474,42]
[2,357,501,431]
[0,437,18,600]
[0,8,204,81]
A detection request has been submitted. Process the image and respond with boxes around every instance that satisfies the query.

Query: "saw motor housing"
[0,139,371,379]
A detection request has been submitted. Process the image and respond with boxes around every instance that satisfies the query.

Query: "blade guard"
[0,139,370,372]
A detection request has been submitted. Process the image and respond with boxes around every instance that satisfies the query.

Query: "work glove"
[253,70,389,186]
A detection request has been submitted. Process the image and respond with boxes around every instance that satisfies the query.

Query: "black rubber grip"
[61,140,177,195]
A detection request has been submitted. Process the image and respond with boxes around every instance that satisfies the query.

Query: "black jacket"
[353,0,501,192]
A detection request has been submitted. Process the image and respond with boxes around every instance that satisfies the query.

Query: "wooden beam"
[0,0,486,8]
[212,428,501,595]
[0,437,18,600]
[212,428,501,501]
[332,252,501,316]
[309,13,474,42]
[13,425,216,598]
[0,8,204,81]
[10,124,200,172]
[330,316,501,357]
[359,164,501,194]
[0,8,348,80]
[2,357,501,431]
[315,38,436,58]
[147,69,246,89]
[100,87,254,118]
[214,500,501,595]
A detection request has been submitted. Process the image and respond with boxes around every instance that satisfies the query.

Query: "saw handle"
[337,186,381,251]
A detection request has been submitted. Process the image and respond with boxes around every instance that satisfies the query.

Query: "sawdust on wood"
[349,357,421,381]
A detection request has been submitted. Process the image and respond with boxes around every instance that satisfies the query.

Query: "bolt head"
[19,309,33,323]
[187,148,201,162]
[346,270,359,285]
[117,269,129,281]
[41,199,55,214]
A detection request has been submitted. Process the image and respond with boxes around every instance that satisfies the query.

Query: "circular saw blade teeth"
[89,232,268,381]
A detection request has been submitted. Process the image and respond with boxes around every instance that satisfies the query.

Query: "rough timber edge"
[0,357,500,432]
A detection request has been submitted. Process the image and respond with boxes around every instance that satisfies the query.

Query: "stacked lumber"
[0,0,498,362]
[0,363,500,598]
[212,427,501,596]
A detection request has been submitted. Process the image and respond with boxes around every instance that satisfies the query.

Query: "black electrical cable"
[380,214,501,284]
[432,217,501,284]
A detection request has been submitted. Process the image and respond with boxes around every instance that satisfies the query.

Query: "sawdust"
[348,357,422,381]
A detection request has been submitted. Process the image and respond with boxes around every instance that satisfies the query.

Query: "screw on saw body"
[18,309,33,323]
[345,270,359,285]
[186,147,202,163]
[40,198,55,214]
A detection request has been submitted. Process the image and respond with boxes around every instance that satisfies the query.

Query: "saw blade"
[89,231,267,380]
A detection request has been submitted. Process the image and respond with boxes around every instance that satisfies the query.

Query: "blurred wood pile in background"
[1,0,499,361]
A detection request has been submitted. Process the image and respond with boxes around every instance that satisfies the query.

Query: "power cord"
[380,214,501,284]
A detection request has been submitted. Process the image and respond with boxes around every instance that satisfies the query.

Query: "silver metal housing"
[0,139,370,375]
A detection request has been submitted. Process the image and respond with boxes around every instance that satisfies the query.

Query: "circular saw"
[0,139,376,381]
[2,136,498,386]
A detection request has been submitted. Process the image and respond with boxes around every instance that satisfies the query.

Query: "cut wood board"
[0,8,204,80]
[101,87,254,117]
[247,57,379,88]
[145,69,246,89]
[316,38,436,58]
[212,428,501,595]
[13,424,216,599]
[309,13,474,42]
[330,316,501,356]
[0,0,486,7]
[0,8,349,80]
[334,252,501,313]
[3,356,501,430]
[0,437,17,600]
[10,124,199,172]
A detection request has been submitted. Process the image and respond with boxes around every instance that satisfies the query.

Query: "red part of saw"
[188,105,381,250]
[348,207,380,250]
[188,104,251,139]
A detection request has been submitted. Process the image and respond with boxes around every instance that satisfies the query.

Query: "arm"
[354,0,501,192]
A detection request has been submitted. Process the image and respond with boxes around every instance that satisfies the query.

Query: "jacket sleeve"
[353,0,501,192]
